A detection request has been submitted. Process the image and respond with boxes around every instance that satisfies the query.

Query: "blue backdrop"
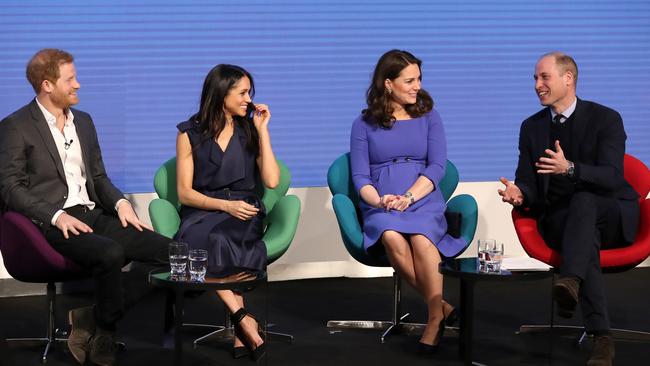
[1,1,648,192]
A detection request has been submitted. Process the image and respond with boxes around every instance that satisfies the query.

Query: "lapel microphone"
[64,139,74,150]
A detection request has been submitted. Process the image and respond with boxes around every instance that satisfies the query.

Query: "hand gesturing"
[497,177,523,207]
[535,140,570,175]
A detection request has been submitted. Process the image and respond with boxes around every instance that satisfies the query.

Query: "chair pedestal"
[5,283,68,363]
[326,272,460,343]
[518,324,650,343]
[517,279,650,344]
[186,309,294,347]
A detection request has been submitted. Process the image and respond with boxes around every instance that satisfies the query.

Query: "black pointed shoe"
[230,308,266,362]
[418,318,445,355]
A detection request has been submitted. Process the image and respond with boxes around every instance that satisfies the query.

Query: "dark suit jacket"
[0,99,124,230]
[514,98,639,243]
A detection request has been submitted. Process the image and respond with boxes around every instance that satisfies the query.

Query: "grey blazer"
[0,99,124,230]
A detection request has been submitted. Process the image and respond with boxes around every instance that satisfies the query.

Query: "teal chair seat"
[148,157,300,343]
[326,153,478,342]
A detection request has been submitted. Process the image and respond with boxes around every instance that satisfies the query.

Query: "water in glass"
[485,244,504,272]
[477,239,496,271]
[169,242,189,279]
[189,249,208,282]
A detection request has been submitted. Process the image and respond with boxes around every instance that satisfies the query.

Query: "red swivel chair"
[513,154,650,342]
[0,211,89,362]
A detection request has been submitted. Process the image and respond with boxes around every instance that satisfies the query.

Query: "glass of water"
[189,249,208,282]
[169,241,189,280]
[486,242,504,272]
[478,239,504,273]
[477,239,495,271]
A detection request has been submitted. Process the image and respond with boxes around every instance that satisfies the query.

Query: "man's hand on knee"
[55,212,93,239]
[117,200,153,232]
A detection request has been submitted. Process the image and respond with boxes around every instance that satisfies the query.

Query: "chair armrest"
[332,194,373,263]
[512,208,561,267]
[262,189,280,214]
[264,195,301,263]
[446,194,478,245]
[149,198,180,239]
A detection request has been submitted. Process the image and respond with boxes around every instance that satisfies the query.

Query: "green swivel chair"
[149,157,300,344]
[326,153,478,343]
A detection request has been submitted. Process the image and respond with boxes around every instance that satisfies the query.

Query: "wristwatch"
[566,161,575,178]
[404,191,415,204]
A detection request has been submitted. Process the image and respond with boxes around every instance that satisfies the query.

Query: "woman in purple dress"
[176,64,279,360]
[350,50,463,353]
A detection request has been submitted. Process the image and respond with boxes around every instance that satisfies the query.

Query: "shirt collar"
[550,97,577,123]
[35,97,74,127]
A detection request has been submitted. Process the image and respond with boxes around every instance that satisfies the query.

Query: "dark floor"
[1,267,649,366]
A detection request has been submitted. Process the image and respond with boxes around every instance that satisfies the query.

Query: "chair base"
[327,273,460,343]
[327,312,422,343]
[327,314,459,344]
[6,334,67,363]
[185,323,294,347]
[518,324,650,343]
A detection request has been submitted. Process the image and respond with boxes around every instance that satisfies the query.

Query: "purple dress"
[350,110,465,258]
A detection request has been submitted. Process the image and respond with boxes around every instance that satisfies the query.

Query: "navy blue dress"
[175,120,267,277]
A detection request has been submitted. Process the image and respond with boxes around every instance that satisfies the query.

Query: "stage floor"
[1,268,649,366]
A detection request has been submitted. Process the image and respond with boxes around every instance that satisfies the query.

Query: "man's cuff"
[115,198,130,212]
[51,209,65,226]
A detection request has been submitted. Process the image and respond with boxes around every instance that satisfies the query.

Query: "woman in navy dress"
[175,64,279,360]
[350,50,464,353]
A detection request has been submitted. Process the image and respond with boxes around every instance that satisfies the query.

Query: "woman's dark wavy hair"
[362,49,434,128]
[191,64,259,153]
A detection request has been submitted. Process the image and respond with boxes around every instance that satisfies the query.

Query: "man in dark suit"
[498,52,639,366]
[0,49,169,366]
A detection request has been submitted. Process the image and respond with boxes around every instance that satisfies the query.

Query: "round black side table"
[440,257,552,366]
[149,269,267,366]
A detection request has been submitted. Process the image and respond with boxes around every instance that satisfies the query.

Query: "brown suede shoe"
[587,334,615,366]
[552,276,580,318]
[68,306,95,364]
[88,327,117,366]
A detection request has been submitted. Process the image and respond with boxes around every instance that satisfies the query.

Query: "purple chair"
[0,211,88,363]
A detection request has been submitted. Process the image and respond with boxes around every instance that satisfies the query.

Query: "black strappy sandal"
[230,308,266,362]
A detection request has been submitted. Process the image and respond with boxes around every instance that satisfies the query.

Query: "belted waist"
[370,158,425,171]
[203,188,259,202]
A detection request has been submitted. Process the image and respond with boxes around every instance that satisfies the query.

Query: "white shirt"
[550,97,577,124]
[36,98,97,227]
[36,99,130,226]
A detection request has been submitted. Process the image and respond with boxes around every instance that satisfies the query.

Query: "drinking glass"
[169,241,189,279]
[189,249,208,282]
[485,243,504,272]
[477,239,496,271]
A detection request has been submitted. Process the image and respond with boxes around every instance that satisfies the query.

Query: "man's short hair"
[26,49,74,93]
[542,51,579,87]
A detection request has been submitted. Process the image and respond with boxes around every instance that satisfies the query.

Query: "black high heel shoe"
[418,318,446,355]
[445,306,458,326]
[232,345,249,359]
[230,308,266,362]
[232,326,249,359]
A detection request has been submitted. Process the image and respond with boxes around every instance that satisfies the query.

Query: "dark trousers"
[45,206,169,330]
[541,191,632,333]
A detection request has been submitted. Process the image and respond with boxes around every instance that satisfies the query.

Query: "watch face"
[567,164,575,177]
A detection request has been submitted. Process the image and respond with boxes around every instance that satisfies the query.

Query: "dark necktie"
[553,114,564,124]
